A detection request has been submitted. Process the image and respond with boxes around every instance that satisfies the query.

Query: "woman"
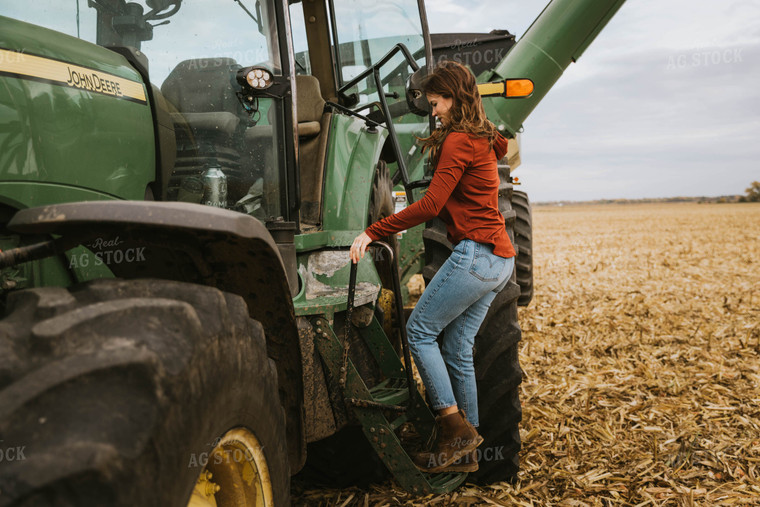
[350,61,515,472]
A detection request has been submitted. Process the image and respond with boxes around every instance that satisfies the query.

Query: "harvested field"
[292,202,760,506]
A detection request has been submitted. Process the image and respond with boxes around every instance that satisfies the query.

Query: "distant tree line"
[738,181,760,202]
[536,196,742,206]
[535,182,760,206]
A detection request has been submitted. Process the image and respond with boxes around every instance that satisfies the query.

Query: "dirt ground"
[292,202,760,506]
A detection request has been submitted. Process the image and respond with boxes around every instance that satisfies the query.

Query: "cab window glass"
[289,2,312,75]
[6,0,288,221]
[331,0,424,106]
[330,0,429,178]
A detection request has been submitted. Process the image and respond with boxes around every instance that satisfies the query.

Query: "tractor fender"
[321,115,387,232]
[7,200,306,472]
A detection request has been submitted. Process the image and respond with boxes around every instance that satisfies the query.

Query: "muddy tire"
[0,279,289,506]
[512,190,533,307]
[422,161,523,484]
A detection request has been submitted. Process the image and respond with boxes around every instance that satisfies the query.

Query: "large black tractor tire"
[512,189,534,306]
[422,163,523,484]
[0,279,289,506]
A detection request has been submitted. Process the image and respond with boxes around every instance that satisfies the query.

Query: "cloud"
[425,0,760,201]
[511,37,760,201]
[426,0,540,37]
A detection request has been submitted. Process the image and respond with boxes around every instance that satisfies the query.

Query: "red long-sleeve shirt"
[366,131,516,258]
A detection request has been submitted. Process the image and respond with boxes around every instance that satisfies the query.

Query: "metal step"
[426,471,468,490]
[369,378,410,406]
[311,315,467,495]
[389,413,408,431]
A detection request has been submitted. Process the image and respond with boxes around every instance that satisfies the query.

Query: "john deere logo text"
[0,48,147,104]
[66,67,123,98]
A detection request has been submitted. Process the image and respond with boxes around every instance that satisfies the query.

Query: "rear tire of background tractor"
[368,160,399,290]
[294,425,389,488]
[422,162,523,484]
[512,190,534,307]
[0,279,289,506]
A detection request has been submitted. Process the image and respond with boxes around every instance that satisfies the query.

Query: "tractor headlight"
[237,66,274,91]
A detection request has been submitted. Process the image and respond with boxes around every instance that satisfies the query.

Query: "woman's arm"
[365,133,473,239]
[350,133,473,262]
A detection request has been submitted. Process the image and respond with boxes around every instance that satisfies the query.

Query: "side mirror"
[144,0,182,21]
[405,67,429,117]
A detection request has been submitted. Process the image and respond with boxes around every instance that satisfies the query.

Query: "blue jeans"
[407,239,513,427]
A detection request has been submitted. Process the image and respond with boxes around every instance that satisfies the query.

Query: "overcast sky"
[426,0,760,202]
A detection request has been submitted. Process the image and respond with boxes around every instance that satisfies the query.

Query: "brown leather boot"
[445,449,479,472]
[413,410,483,472]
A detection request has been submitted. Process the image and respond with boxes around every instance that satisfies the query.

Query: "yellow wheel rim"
[187,427,274,507]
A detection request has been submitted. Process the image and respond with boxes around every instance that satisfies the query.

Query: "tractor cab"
[289,0,433,210]
[8,0,294,222]
[4,0,431,232]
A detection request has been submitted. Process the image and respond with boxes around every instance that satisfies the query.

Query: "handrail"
[336,43,422,204]
[346,241,417,408]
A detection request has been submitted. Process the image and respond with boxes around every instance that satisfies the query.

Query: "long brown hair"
[419,61,499,167]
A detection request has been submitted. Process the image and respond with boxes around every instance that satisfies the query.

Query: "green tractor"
[0,0,624,504]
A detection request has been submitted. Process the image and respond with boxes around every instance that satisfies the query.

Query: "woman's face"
[427,93,453,126]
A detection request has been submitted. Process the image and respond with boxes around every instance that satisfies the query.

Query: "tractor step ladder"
[310,242,467,495]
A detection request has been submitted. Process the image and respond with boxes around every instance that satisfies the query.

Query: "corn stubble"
[293,202,760,506]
